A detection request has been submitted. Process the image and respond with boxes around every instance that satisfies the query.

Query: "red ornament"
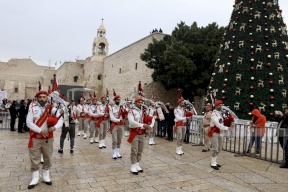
[249,26,252,29]
[232,41,235,44]
[250,39,254,42]
[229,55,233,59]
[266,48,269,51]
[249,102,253,106]
[269,80,273,84]
[249,1,252,4]
[225,70,229,73]
[265,35,269,39]
[264,8,267,11]
[215,65,219,68]
[250,13,253,16]
[270,96,274,100]
[222,96,226,100]
[278,22,281,25]
[265,23,268,26]
[233,29,237,32]
[250,86,254,90]
[267,62,271,67]
[251,52,254,55]
[280,34,283,37]
[270,112,274,116]
[250,66,255,70]
[223,84,227,87]
[210,80,214,83]
[236,16,239,20]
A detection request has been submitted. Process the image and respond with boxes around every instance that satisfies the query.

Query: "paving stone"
[233,172,274,184]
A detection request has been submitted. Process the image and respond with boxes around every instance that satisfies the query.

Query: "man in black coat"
[9,101,18,131]
[167,104,175,141]
[17,100,26,133]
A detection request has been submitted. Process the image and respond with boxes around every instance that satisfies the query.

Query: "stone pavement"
[0,130,288,192]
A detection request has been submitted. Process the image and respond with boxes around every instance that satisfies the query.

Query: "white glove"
[75,120,79,124]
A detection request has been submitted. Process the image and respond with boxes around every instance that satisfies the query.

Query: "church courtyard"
[0,130,287,192]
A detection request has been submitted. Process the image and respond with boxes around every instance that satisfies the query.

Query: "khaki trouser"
[89,120,99,138]
[176,126,186,147]
[124,121,129,132]
[79,118,89,133]
[131,134,145,164]
[99,120,108,140]
[211,133,223,157]
[29,138,54,171]
[112,125,123,149]
[148,122,157,138]
[203,126,211,150]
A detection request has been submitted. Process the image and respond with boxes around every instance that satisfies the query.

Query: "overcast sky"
[0,0,288,68]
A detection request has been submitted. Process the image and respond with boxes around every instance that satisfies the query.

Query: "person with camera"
[58,101,78,154]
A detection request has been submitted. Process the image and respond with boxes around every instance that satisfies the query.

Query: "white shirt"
[109,104,122,123]
[174,106,186,122]
[210,109,228,131]
[128,106,155,129]
[88,104,98,118]
[26,102,63,133]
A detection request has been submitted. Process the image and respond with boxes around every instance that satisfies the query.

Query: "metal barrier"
[0,112,18,130]
[189,116,286,164]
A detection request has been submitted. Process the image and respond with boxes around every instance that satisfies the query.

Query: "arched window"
[98,74,102,80]
[98,43,106,54]
[119,68,121,74]
[135,63,138,70]
[74,76,78,82]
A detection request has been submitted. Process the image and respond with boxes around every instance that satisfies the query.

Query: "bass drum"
[157,107,165,121]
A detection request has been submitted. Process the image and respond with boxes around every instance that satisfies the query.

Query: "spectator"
[17,100,26,133]
[167,104,174,141]
[247,109,266,154]
[9,101,18,131]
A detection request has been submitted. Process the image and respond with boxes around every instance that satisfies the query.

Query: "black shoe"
[216,164,221,167]
[202,149,208,152]
[280,164,288,168]
[27,183,37,189]
[131,171,138,175]
[246,150,250,154]
[18,130,25,133]
[70,149,74,153]
[256,151,260,154]
[211,165,219,170]
[170,138,173,141]
[58,149,63,153]
[185,141,189,144]
[40,161,44,164]
[43,181,52,185]
[10,129,16,132]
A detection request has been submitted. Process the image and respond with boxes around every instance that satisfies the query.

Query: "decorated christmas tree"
[207,0,288,120]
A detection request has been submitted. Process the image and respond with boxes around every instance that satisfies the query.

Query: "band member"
[58,101,78,153]
[208,100,229,170]
[174,98,190,155]
[127,97,155,175]
[77,98,89,139]
[202,103,212,152]
[109,94,127,159]
[96,96,109,149]
[26,90,63,189]
[89,97,99,144]
[148,101,158,145]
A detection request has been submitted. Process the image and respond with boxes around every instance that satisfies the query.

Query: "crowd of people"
[2,89,288,189]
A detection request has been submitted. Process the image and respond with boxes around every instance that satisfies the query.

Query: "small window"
[50,79,53,84]
[135,63,138,70]
[74,76,78,82]
[15,87,18,93]
[119,68,121,74]
[98,74,102,80]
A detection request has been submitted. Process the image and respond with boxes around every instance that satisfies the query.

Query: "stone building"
[1,21,178,105]
[0,59,55,100]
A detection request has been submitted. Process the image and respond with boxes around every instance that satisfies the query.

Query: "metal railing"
[189,115,286,164]
[0,112,18,130]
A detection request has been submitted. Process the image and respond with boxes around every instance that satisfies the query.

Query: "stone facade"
[0,59,55,100]
[1,22,179,106]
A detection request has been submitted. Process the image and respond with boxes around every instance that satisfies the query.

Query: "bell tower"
[91,19,109,61]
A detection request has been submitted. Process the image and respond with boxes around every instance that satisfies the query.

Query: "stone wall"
[56,61,84,86]
[103,33,166,100]
[0,59,56,100]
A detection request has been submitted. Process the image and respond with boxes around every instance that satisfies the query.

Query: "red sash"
[127,127,145,143]
[96,105,109,128]
[174,121,186,131]
[208,126,220,137]
[110,121,124,133]
[28,105,54,148]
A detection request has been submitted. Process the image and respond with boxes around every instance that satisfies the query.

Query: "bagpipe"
[207,91,238,137]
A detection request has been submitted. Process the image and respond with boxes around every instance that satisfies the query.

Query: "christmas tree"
[207,0,288,120]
